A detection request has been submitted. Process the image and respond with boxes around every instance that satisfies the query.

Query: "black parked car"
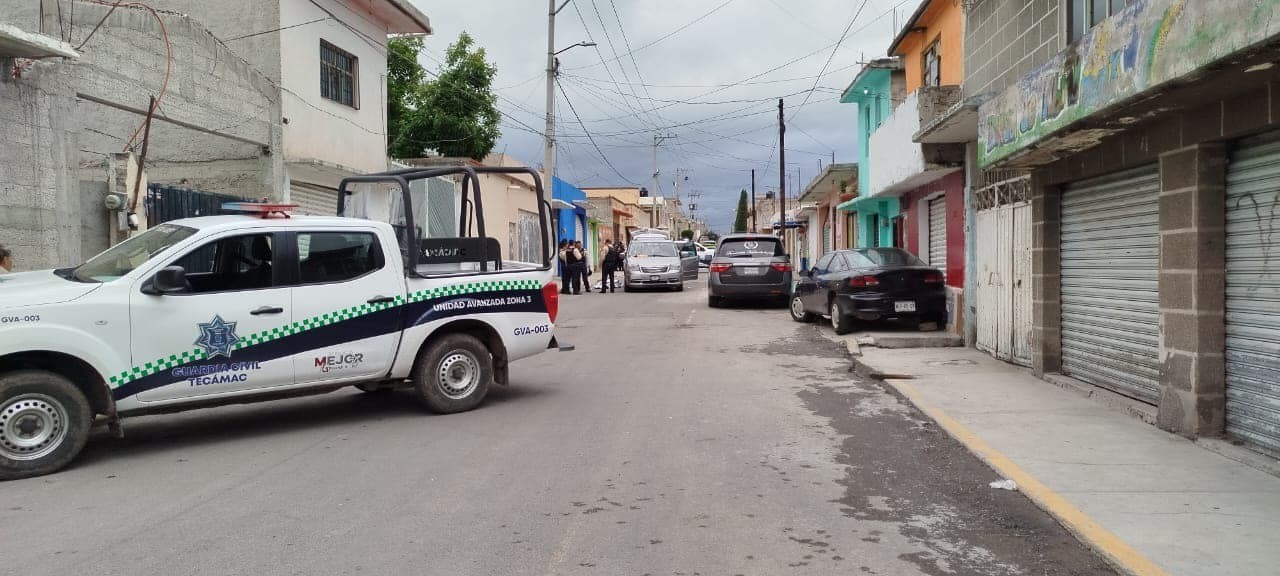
[707,234,793,308]
[790,248,946,334]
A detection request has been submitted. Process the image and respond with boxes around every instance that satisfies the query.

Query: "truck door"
[289,229,405,385]
[129,231,295,403]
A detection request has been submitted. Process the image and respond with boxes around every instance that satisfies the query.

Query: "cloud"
[410,0,910,230]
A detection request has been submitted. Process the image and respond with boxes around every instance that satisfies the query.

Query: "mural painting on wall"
[978,0,1280,166]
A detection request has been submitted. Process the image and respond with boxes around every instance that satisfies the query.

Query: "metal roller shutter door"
[1060,165,1161,403]
[1225,135,1280,455]
[291,185,336,216]
[928,197,947,272]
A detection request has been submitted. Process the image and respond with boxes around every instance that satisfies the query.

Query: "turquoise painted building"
[837,57,902,248]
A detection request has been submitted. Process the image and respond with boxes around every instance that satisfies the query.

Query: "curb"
[875,374,1170,576]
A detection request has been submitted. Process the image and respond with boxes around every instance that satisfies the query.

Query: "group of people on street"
[558,238,627,294]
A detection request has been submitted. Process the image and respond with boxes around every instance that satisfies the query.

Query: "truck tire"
[413,334,492,414]
[0,370,93,481]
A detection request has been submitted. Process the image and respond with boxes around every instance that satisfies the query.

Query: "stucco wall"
[868,91,924,196]
[280,0,390,173]
[893,0,965,94]
[899,170,965,289]
[138,0,283,83]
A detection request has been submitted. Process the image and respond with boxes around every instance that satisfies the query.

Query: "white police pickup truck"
[0,165,560,480]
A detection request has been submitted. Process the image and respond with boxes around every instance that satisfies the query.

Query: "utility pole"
[750,169,757,232]
[651,133,676,228]
[544,0,557,187]
[778,98,786,244]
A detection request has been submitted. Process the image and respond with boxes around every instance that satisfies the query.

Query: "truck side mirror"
[146,266,190,295]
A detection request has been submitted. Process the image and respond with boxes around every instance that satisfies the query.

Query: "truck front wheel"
[0,370,92,481]
[414,334,492,414]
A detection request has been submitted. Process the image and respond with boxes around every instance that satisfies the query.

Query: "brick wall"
[963,0,1061,101]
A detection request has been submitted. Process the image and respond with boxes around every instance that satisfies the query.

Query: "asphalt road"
[0,276,1113,576]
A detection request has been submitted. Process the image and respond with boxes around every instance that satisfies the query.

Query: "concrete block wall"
[1028,174,1062,377]
[1156,144,1227,437]
[963,0,1061,101]
[0,60,81,271]
[66,2,283,198]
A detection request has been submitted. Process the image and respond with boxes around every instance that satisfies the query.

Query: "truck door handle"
[367,295,396,305]
[250,306,284,316]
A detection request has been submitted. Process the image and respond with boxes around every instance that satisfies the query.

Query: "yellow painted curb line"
[886,378,1170,576]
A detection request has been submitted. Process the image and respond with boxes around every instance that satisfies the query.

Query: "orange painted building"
[889,0,964,94]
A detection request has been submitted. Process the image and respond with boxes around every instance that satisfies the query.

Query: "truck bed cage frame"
[336,166,553,278]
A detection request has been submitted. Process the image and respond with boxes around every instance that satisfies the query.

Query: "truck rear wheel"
[0,370,92,481]
[413,334,492,414]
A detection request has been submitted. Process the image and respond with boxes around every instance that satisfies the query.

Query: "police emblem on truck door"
[194,315,239,359]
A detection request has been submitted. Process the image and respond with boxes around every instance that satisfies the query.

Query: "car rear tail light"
[845,275,881,288]
[542,282,560,323]
[709,262,732,273]
[924,271,945,284]
[770,262,793,272]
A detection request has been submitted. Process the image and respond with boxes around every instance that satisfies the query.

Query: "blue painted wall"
[840,65,901,248]
[553,177,588,243]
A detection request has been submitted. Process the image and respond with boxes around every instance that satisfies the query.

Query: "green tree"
[679,229,694,240]
[733,189,749,232]
[387,32,501,160]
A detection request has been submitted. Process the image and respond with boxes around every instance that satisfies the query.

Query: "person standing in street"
[573,241,592,293]
[0,245,12,274]
[564,241,584,294]
[600,239,620,293]
[557,240,571,294]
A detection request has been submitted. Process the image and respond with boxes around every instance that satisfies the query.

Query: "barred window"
[320,41,358,108]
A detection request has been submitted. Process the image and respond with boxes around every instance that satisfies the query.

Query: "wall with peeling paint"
[978,0,1280,167]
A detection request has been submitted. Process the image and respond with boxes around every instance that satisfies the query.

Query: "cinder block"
[1161,351,1195,392]
[1160,230,1197,270]
[1222,86,1271,138]
[1194,353,1227,396]
[1159,190,1194,230]
[1159,270,1194,310]
[1195,269,1226,314]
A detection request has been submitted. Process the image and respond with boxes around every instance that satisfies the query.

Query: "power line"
[790,0,872,122]
[556,79,635,185]
[559,63,861,89]
[224,17,328,42]
[564,0,740,72]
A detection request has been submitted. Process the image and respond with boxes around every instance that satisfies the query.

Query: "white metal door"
[1060,165,1161,404]
[1010,203,1033,364]
[928,196,947,272]
[976,208,1000,355]
[1225,135,1280,455]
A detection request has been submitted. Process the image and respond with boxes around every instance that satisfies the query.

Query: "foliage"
[732,189,749,232]
[387,32,501,160]
[705,231,720,241]
[679,229,694,240]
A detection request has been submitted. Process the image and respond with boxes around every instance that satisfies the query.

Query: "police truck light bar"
[222,202,298,218]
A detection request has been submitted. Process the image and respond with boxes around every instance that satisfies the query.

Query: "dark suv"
[706,234,793,307]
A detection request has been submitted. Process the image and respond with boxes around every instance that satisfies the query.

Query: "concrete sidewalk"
[855,347,1280,576]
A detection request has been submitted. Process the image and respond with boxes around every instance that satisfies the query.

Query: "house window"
[1068,0,1132,43]
[922,40,941,87]
[320,41,358,108]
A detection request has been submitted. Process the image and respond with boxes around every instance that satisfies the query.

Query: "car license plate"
[650,275,659,281]
[740,267,763,276]
[894,301,916,312]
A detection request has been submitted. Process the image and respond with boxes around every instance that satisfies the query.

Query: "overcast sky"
[408,0,913,231]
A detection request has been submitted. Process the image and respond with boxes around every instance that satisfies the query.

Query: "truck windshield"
[70,224,197,282]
